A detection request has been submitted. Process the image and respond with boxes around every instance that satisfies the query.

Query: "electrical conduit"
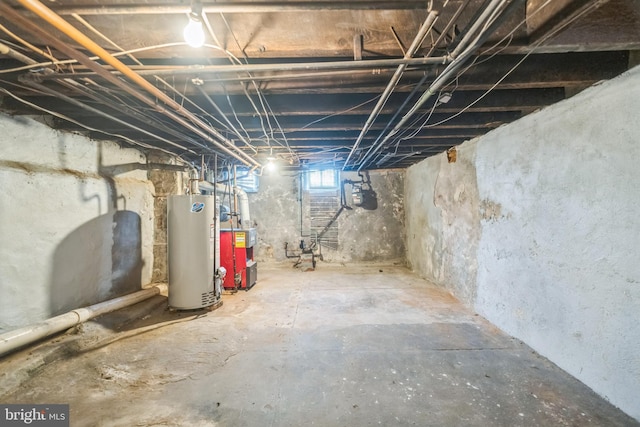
[343,8,439,169]
[355,0,521,170]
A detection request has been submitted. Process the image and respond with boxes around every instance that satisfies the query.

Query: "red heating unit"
[220,228,257,291]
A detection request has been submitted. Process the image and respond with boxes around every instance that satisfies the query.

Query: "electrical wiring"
[2,21,195,147]
[368,0,574,169]
[206,11,297,160]
[353,0,518,170]
[58,77,215,151]
[298,93,383,130]
[438,0,556,97]
[262,96,298,163]
[0,87,193,158]
[214,12,276,149]
[296,80,427,133]
[223,88,254,144]
[201,45,271,154]
[0,25,58,63]
[0,22,254,152]
[403,0,588,132]
[394,91,442,144]
[0,41,238,74]
[68,14,259,155]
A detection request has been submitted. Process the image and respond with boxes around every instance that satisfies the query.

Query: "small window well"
[307,169,338,190]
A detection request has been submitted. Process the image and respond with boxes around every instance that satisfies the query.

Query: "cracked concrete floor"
[1,264,637,426]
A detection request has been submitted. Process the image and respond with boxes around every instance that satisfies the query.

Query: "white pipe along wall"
[0,113,155,333]
[404,65,640,421]
[0,285,165,357]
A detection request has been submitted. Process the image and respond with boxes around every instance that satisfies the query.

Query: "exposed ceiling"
[1,0,639,171]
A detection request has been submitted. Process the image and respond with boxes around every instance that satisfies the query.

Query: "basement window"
[307,169,338,190]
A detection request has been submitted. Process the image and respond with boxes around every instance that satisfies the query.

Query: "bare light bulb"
[265,156,277,172]
[184,16,205,48]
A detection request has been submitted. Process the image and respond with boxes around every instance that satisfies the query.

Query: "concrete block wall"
[0,114,155,333]
[248,169,405,263]
[405,66,640,420]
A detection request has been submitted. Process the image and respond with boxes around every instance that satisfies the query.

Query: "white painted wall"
[0,114,155,333]
[405,66,640,420]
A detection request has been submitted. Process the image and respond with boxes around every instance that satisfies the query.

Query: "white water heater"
[167,194,221,309]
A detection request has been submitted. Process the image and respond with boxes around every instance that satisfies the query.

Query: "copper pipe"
[11,0,260,167]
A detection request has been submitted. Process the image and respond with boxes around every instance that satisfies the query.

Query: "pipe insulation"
[0,285,166,357]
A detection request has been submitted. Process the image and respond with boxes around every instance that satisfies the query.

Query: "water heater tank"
[168,194,220,309]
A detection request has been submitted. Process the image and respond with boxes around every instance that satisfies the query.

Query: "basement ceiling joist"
[1,0,639,170]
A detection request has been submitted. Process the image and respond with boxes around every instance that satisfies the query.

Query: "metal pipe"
[22,79,198,154]
[0,39,198,155]
[425,0,472,58]
[0,41,37,65]
[33,2,431,16]
[10,0,261,167]
[70,10,232,148]
[0,285,165,357]
[38,56,451,80]
[3,3,248,163]
[342,9,439,169]
[355,0,521,170]
[56,79,207,150]
[195,85,257,154]
[450,0,506,59]
[357,72,432,170]
[405,0,516,122]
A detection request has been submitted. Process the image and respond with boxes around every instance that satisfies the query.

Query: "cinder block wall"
[0,114,155,332]
[405,66,640,420]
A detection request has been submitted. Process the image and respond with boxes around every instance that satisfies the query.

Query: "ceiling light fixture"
[184,1,205,48]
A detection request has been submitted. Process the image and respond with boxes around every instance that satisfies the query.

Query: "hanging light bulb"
[184,16,204,48]
[265,156,277,172]
[184,2,205,48]
[265,147,277,172]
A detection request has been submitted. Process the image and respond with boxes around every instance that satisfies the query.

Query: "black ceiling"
[0,0,638,170]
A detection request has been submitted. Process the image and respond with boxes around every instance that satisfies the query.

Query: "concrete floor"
[1,264,637,427]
